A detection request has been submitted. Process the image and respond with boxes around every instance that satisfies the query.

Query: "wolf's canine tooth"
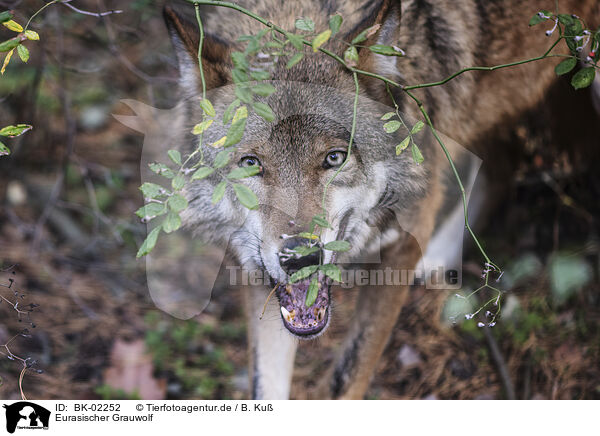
[281,306,291,322]
[317,307,326,321]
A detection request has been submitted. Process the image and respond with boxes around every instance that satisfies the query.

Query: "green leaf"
[171,173,185,190]
[312,29,331,52]
[298,232,320,241]
[286,32,304,50]
[3,20,22,32]
[149,163,174,179]
[295,17,315,32]
[381,112,395,121]
[369,44,404,56]
[223,99,241,124]
[571,67,595,90]
[0,140,9,156]
[383,120,401,133]
[286,52,304,68]
[199,99,215,117]
[263,42,282,50]
[191,166,215,180]
[253,102,275,122]
[168,149,182,165]
[558,14,575,26]
[529,11,549,26]
[251,83,276,97]
[351,24,380,44]
[227,166,260,179]
[250,70,270,81]
[311,215,331,229]
[329,14,343,35]
[293,246,320,257]
[214,150,231,168]
[235,85,253,104]
[557,14,574,26]
[16,44,28,63]
[343,46,359,66]
[135,203,166,219]
[232,68,248,84]
[140,182,164,198]
[411,143,424,164]
[211,136,227,148]
[323,240,351,252]
[289,265,319,283]
[212,180,227,204]
[305,277,319,307]
[320,263,341,282]
[233,183,259,209]
[24,30,39,41]
[0,37,20,53]
[192,119,213,135]
[136,226,161,258]
[0,124,32,137]
[162,212,182,234]
[231,51,249,71]
[245,37,261,55]
[232,105,248,124]
[167,193,188,212]
[565,20,584,54]
[1,47,13,73]
[224,118,246,147]
[555,58,577,76]
[410,120,425,135]
[396,136,410,155]
[0,11,13,23]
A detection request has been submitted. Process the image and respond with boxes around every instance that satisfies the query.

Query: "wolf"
[154,0,599,399]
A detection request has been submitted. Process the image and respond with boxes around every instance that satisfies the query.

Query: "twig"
[60,0,122,17]
[19,366,28,400]
[98,0,177,85]
[31,5,76,255]
[481,317,516,400]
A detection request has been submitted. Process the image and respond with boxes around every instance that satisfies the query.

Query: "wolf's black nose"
[279,237,321,275]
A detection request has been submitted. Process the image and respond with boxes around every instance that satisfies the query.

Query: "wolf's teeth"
[317,307,326,322]
[281,306,291,321]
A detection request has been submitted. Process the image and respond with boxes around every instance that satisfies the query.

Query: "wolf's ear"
[163,4,230,94]
[345,0,402,79]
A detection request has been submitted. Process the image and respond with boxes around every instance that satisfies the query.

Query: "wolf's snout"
[278,237,321,275]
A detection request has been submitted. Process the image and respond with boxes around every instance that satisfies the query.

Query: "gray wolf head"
[116,1,477,338]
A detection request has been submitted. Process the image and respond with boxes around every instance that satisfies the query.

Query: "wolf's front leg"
[315,238,422,399]
[244,285,298,399]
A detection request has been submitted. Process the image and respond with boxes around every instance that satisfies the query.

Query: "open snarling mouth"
[270,210,352,338]
[275,271,331,338]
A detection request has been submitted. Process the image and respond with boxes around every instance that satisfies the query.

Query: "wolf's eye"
[240,156,261,168]
[323,150,347,169]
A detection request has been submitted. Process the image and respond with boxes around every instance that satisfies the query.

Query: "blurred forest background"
[0,0,599,400]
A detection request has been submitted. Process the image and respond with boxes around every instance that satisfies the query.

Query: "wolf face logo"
[117,0,599,399]
[3,402,50,434]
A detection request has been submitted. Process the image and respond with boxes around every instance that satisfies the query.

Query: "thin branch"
[321,71,360,215]
[481,318,516,399]
[60,0,122,17]
[403,88,498,270]
[403,37,564,91]
[194,4,207,100]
